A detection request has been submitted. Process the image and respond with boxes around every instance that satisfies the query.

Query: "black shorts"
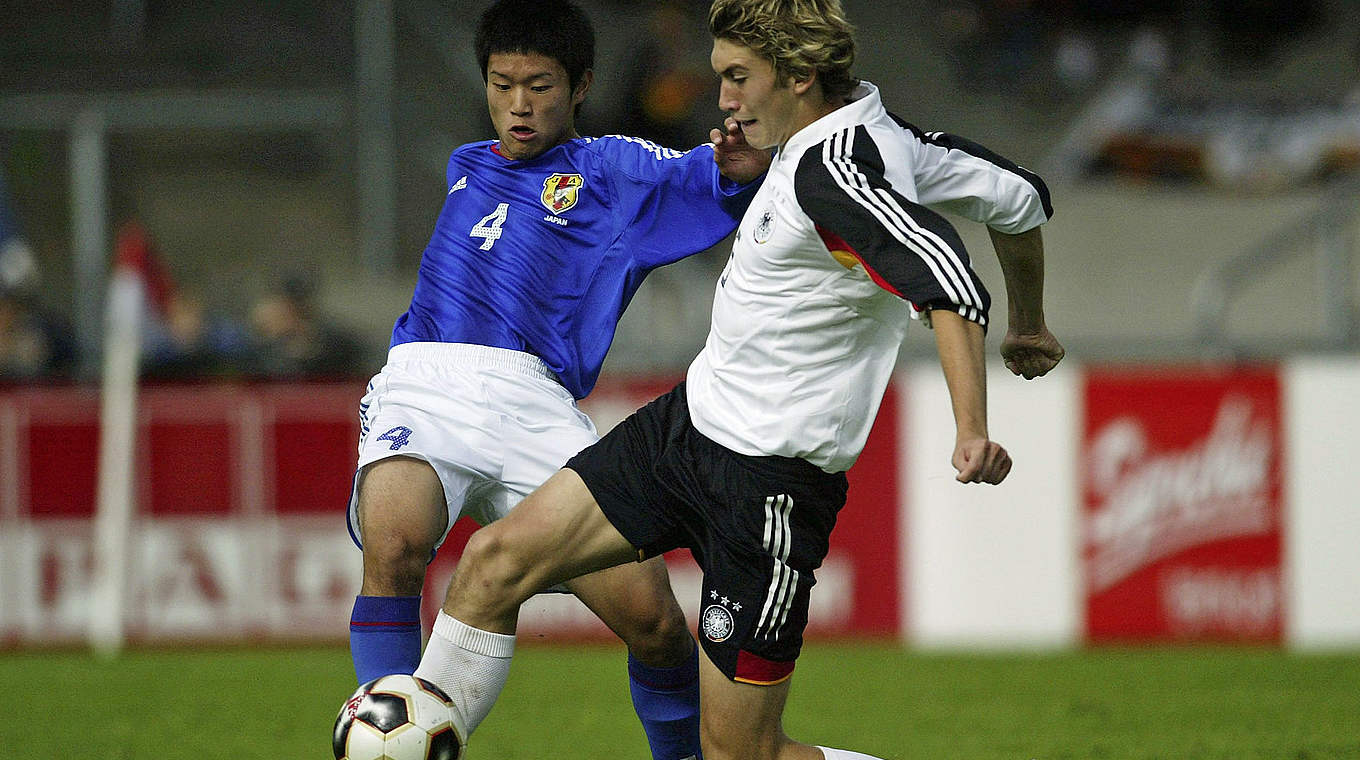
[565,382,848,684]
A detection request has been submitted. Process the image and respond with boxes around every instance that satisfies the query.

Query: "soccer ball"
[333,674,467,760]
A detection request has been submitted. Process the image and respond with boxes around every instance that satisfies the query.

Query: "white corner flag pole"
[89,266,144,658]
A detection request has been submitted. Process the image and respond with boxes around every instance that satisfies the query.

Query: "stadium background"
[2,1,1359,758]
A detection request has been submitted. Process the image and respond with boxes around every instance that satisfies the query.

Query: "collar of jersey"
[488,137,584,164]
[776,80,881,164]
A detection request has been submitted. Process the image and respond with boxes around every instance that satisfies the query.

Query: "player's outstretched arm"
[988,226,1065,380]
[710,117,771,184]
[931,308,1012,485]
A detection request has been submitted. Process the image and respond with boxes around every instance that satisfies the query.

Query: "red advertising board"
[1,377,901,647]
[0,383,365,647]
[1082,366,1283,642]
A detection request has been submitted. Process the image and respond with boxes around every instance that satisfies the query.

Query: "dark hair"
[475,0,596,92]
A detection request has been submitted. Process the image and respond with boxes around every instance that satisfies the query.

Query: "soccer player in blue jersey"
[344,1,769,757]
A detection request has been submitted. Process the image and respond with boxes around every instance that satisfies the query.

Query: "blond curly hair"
[708,0,859,102]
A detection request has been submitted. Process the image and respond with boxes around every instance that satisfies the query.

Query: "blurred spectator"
[142,289,248,379]
[244,274,364,379]
[110,221,243,379]
[615,1,714,148]
[0,237,38,293]
[0,167,37,295]
[0,287,74,380]
[0,167,74,381]
[1052,27,1101,92]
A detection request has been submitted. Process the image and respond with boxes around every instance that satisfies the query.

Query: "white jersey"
[686,82,1052,472]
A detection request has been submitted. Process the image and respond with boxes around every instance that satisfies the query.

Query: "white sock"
[818,747,887,760]
[414,611,516,735]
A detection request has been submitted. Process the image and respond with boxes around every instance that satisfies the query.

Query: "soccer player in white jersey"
[347,1,770,757]
[410,0,1065,758]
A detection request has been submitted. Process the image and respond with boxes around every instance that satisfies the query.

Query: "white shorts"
[346,342,599,552]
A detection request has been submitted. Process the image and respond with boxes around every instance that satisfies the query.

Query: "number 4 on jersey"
[471,203,509,250]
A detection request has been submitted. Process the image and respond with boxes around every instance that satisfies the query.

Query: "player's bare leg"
[697,649,885,760]
[568,557,703,759]
[446,468,639,629]
[356,456,447,596]
[349,456,447,682]
[415,468,638,734]
[566,558,692,666]
[696,649,816,760]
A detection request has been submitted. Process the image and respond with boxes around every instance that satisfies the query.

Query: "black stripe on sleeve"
[889,113,1054,220]
[795,126,990,326]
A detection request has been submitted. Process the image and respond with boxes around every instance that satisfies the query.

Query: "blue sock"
[628,643,703,760]
[349,595,423,684]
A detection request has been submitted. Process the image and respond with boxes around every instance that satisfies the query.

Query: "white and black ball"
[333,674,467,760]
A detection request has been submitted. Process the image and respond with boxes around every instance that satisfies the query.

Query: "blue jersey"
[391,136,757,398]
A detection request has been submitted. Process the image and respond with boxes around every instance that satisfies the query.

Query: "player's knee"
[457,525,533,598]
[653,601,691,646]
[361,528,434,595]
[623,599,692,666]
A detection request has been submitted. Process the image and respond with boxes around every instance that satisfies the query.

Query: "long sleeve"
[890,115,1053,234]
[598,137,759,269]
[794,125,990,327]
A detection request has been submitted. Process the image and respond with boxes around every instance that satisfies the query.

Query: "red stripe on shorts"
[733,649,796,685]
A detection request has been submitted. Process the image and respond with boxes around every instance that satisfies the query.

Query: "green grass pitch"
[4,642,1358,759]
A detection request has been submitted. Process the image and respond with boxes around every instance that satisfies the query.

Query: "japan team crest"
[541,173,585,214]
